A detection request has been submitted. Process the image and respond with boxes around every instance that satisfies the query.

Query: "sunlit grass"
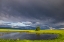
[0,39,64,42]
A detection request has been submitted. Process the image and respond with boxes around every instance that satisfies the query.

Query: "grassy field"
[0,29,64,42]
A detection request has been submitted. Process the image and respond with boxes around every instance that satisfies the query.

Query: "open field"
[0,29,64,42]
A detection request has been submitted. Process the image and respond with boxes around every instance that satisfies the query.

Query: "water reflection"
[0,32,58,40]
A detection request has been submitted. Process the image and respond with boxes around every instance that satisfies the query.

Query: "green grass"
[0,29,64,42]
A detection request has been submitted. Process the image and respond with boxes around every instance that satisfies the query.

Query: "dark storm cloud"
[0,0,64,26]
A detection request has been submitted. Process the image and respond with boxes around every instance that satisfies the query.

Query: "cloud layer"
[0,0,64,27]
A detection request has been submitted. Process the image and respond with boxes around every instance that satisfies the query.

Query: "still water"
[0,32,58,40]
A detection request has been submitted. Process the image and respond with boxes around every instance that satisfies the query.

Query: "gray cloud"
[0,0,64,27]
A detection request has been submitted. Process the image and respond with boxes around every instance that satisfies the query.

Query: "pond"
[0,32,58,40]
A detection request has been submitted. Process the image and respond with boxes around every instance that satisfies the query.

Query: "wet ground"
[0,32,58,40]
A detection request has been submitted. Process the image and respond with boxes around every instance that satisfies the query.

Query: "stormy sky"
[0,0,64,27]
